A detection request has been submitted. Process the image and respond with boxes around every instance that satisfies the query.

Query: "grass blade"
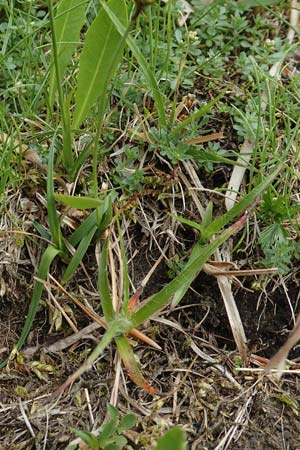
[171,91,225,135]
[62,225,97,284]
[131,221,243,327]
[68,211,97,247]
[47,136,63,250]
[98,239,115,322]
[203,163,282,240]
[132,176,283,327]
[72,0,128,129]
[171,165,281,306]
[117,219,130,314]
[100,0,167,127]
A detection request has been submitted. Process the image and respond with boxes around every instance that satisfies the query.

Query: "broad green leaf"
[103,445,120,450]
[105,436,127,448]
[98,417,118,445]
[54,194,103,209]
[0,245,60,368]
[154,428,186,450]
[62,225,97,284]
[106,404,119,420]
[119,413,136,432]
[72,0,128,128]
[49,0,86,106]
[99,0,167,127]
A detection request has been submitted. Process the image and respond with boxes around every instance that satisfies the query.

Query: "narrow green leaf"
[202,201,213,229]
[33,221,51,241]
[171,166,281,306]
[0,245,60,368]
[54,193,103,209]
[171,91,224,135]
[72,0,128,129]
[115,335,156,395]
[49,0,86,106]
[117,220,130,314]
[100,0,167,127]
[62,225,97,284]
[63,445,77,450]
[47,137,63,250]
[204,164,282,239]
[131,227,234,326]
[169,213,203,233]
[16,246,61,350]
[154,428,186,450]
[187,149,243,167]
[61,93,74,170]
[68,210,97,247]
[59,318,132,389]
[239,0,280,9]
[98,240,115,322]
[131,164,282,325]
[98,192,117,230]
